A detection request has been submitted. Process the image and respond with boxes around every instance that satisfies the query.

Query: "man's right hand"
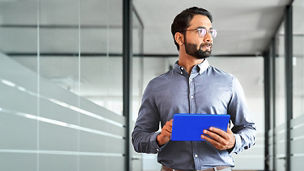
[156,119,173,146]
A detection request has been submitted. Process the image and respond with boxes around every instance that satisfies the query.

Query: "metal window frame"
[271,38,277,171]
[284,5,293,171]
[123,0,132,171]
[263,49,271,171]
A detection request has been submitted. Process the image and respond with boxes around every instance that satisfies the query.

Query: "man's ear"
[174,32,184,47]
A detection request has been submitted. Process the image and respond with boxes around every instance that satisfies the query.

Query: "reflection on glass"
[0,0,38,170]
[78,0,123,115]
[131,9,144,171]
[293,0,304,119]
[291,1,304,171]
[0,0,125,171]
[274,21,286,171]
[275,23,286,126]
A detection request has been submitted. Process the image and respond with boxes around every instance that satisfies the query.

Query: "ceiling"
[133,0,290,55]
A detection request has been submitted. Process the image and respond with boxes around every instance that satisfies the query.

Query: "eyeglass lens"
[198,28,217,38]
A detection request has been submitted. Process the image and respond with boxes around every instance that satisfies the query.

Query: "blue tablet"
[171,114,230,141]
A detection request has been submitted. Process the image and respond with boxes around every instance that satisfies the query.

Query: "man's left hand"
[201,127,235,151]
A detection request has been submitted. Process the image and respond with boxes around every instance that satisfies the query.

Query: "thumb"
[169,119,173,126]
[227,126,233,134]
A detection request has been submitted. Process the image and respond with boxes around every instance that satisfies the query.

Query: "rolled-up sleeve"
[131,81,162,153]
[228,77,256,154]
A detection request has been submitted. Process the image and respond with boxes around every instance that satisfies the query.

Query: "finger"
[227,127,233,134]
[201,135,223,150]
[164,127,172,133]
[168,126,172,132]
[163,129,172,137]
[169,119,173,127]
[166,128,172,133]
[166,120,173,127]
[209,127,229,139]
[203,130,227,145]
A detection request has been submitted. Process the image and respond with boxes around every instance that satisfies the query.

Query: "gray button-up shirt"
[132,60,256,170]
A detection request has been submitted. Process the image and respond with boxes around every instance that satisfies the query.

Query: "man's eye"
[198,29,205,34]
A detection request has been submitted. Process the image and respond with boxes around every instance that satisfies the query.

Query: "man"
[132,7,256,171]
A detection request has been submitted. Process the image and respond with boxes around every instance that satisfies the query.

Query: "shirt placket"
[189,71,200,169]
[188,72,197,113]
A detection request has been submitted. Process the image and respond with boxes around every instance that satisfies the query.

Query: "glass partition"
[293,0,304,120]
[0,1,38,170]
[131,9,144,171]
[291,1,304,170]
[0,0,125,171]
[274,21,287,171]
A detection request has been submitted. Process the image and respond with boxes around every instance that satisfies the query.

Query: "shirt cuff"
[150,132,169,153]
[229,133,241,154]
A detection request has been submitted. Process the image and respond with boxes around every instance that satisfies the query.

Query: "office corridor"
[0,0,303,171]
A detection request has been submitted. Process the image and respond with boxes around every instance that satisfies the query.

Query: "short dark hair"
[171,7,213,50]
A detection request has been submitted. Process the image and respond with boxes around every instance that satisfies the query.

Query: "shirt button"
[180,72,183,74]
[194,154,198,158]
[191,95,194,99]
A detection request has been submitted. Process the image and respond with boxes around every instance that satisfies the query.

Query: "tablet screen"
[171,114,230,141]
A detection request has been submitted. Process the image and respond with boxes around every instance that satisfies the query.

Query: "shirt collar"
[174,59,210,75]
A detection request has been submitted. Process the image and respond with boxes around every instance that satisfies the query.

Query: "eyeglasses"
[184,27,217,38]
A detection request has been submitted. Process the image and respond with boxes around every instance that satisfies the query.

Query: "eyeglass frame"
[183,27,217,38]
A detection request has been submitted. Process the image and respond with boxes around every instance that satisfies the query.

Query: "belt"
[161,165,230,171]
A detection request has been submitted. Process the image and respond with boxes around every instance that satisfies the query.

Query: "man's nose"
[204,32,213,43]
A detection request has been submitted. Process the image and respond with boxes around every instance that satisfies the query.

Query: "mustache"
[200,43,213,48]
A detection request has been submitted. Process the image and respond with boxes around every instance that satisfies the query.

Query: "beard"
[184,38,212,59]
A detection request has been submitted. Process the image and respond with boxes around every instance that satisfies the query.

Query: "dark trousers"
[161,165,232,171]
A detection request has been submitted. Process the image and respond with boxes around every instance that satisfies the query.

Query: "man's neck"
[178,53,205,74]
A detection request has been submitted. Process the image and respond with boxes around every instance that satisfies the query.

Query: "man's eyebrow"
[196,26,213,29]
[197,26,205,28]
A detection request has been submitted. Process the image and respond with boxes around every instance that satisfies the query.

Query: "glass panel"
[38,0,79,170]
[79,0,125,170]
[274,21,286,171]
[292,1,304,171]
[131,9,144,171]
[78,0,123,115]
[293,0,304,119]
[275,22,286,126]
[0,1,38,171]
[0,0,125,171]
[132,12,144,122]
